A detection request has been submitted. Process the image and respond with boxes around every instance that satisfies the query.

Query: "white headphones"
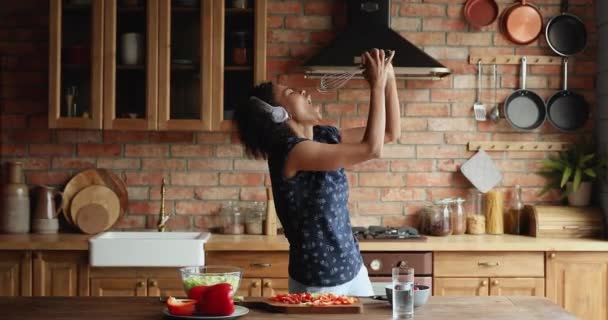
[249,96,290,123]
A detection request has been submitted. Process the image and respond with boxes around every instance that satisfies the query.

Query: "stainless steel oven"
[361,252,433,296]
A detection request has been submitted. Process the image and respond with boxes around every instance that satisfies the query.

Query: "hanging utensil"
[473,60,486,121]
[546,0,587,56]
[317,68,363,93]
[503,57,546,130]
[546,58,589,131]
[464,0,499,28]
[501,0,543,45]
[489,64,500,123]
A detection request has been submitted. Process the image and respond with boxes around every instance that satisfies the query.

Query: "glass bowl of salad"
[180,266,243,296]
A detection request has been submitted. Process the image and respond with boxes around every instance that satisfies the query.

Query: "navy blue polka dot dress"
[268,126,363,287]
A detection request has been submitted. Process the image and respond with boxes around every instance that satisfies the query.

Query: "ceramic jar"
[121,33,143,65]
[31,185,63,234]
[0,162,30,234]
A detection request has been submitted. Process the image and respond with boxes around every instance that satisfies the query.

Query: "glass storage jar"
[451,197,466,235]
[466,189,486,235]
[418,203,435,235]
[245,201,266,235]
[220,202,244,234]
[430,199,452,236]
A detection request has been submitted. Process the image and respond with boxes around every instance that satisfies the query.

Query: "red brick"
[268,1,301,14]
[349,159,390,172]
[220,173,264,186]
[125,144,168,157]
[124,172,166,186]
[128,201,162,215]
[359,202,402,215]
[423,47,469,60]
[103,131,149,143]
[417,145,463,158]
[447,32,492,46]
[267,44,290,57]
[150,132,194,143]
[285,16,331,30]
[405,103,449,117]
[5,158,48,170]
[341,117,366,129]
[502,173,546,187]
[381,188,426,201]
[197,132,230,144]
[477,120,519,132]
[269,30,308,43]
[391,160,434,172]
[400,4,446,16]
[428,118,476,132]
[195,187,240,200]
[240,188,268,201]
[522,188,561,203]
[350,216,381,227]
[56,130,102,143]
[406,172,469,187]
[496,160,527,172]
[429,188,472,201]
[383,215,418,228]
[142,159,187,170]
[437,159,465,172]
[194,216,220,229]
[125,187,149,200]
[310,30,336,44]
[97,158,141,170]
[168,145,211,157]
[431,89,476,103]
[150,186,193,200]
[324,103,357,116]
[216,145,243,157]
[303,1,345,15]
[401,118,427,131]
[423,18,466,31]
[30,144,73,156]
[25,172,71,186]
[492,133,538,141]
[146,215,192,231]
[175,202,221,215]
[172,173,218,186]
[399,132,444,144]
[1,144,27,156]
[234,159,267,171]
[359,173,405,187]
[398,89,431,103]
[398,32,445,46]
[501,75,548,89]
[338,89,369,101]
[112,215,146,229]
[346,172,358,187]
[1,115,26,128]
[188,159,233,171]
[52,157,95,169]
[390,17,421,31]
[10,130,51,143]
[78,144,122,156]
[349,188,380,201]
[382,145,415,158]
[268,16,284,28]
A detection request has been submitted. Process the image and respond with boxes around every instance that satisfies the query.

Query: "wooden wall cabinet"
[49,0,267,131]
[89,267,183,297]
[0,251,32,297]
[546,252,608,320]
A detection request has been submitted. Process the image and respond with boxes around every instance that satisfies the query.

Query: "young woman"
[233,49,400,295]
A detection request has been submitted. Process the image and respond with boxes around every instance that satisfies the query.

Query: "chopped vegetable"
[182,274,240,292]
[270,293,358,306]
[166,297,197,316]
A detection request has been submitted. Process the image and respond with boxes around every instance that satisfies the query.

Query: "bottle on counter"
[507,185,524,235]
[451,197,466,235]
[0,162,30,234]
[485,190,504,235]
[430,199,452,236]
[466,189,486,235]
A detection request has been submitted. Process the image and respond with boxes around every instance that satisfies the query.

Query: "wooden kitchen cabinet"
[262,278,289,297]
[90,278,147,296]
[146,277,185,297]
[32,251,89,297]
[489,278,544,297]
[0,251,32,297]
[89,267,184,297]
[546,252,608,320]
[433,278,489,296]
[237,278,262,297]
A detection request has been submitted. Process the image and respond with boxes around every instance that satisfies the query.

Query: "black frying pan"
[504,57,546,130]
[546,58,589,131]
[546,0,587,56]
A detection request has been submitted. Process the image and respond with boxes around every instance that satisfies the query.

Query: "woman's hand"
[362,49,395,89]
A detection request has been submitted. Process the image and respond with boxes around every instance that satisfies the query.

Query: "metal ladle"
[489,64,500,123]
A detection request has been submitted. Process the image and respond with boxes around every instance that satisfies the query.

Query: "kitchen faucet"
[157,178,172,232]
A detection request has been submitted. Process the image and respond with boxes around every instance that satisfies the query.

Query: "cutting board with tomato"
[237,297,363,314]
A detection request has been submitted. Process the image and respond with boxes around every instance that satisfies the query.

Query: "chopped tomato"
[270,293,358,306]
[167,296,197,316]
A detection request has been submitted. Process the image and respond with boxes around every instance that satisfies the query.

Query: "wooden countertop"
[0,296,575,320]
[2,233,608,252]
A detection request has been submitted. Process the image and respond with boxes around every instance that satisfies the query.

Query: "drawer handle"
[250,263,272,268]
[149,280,158,287]
[492,280,500,286]
[252,281,259,288]
[478,262,500,267]
[264,281,271,288]
[137,281,145,288]
[481,280,488,286]
[563,225,580,230]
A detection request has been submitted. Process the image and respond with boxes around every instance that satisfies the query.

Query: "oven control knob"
[369,259,382,271]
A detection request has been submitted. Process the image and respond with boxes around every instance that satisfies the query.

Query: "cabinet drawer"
[434,252,544,277]
[206,252,288,278]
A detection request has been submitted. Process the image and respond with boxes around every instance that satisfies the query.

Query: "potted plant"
[538,143,606,207]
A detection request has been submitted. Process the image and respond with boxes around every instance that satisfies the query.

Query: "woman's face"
[272,83,321,124]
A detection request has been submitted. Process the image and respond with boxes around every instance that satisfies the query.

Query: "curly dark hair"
[233,82,294,159]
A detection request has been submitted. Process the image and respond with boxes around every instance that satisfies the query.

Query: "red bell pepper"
[197,283,235,316]
[188,285,210,301]
[166,297,197,316]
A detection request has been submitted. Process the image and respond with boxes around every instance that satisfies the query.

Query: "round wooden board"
[76,204,110,235]
[62,169,128,226]
[70,185,120,231]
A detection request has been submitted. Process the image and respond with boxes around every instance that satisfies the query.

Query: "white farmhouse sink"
[89,231,211,267]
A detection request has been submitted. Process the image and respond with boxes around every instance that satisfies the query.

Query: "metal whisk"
[317,68,364,93]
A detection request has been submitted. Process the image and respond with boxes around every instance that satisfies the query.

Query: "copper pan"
[464,0,499,28]
[501,0,543,45]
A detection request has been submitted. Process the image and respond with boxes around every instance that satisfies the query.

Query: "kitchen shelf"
[469,55,562,65]
[225,66,252,71]
[468,141,570,152]
[226,8,253,14]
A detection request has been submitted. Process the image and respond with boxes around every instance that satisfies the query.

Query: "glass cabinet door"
[157,0,213,131]
[103,0,158,130]
[49,0,103,129]
[212,0,267,131]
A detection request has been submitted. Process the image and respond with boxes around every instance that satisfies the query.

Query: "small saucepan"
[504,57,546,130]
[546,58,589,131]
[464,0,499,28]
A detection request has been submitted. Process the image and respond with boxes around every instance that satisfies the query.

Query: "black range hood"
[303,0,451,80]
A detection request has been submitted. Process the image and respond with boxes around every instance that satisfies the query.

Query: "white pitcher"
[121,33,143,65]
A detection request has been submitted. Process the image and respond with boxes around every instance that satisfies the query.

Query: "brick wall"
[0,0,598,231]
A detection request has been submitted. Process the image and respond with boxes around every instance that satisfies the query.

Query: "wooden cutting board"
[62,169,128,226]
[76,203,110,235]
[70,185,120,233]
[238,297,363,314]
